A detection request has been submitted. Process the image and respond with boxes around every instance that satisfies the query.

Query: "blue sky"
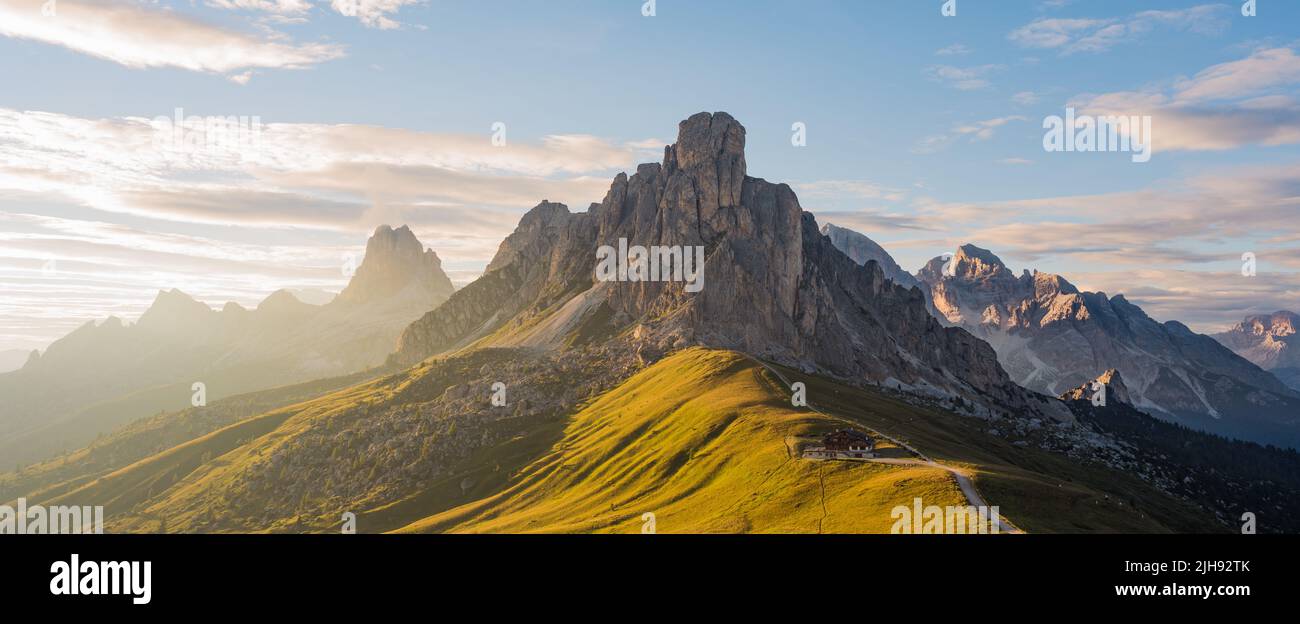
[1,0,1299,353]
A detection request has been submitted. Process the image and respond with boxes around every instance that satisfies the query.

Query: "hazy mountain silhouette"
[0,225,455,467]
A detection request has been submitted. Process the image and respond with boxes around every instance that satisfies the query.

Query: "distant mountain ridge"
[0,225,456,467]
[1214,311,1300,391]
[902,242,1300,448]
[819,223,921,290]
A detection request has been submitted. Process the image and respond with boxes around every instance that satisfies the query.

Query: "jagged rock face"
[1,225,457,467]
[820,223,921,290]
[1214,311,1300,391]
[337,225,455,306]
[917,248,1300,448]
[1060,368,1132,406]
[394,203,597,361]
[394,112,1056,420]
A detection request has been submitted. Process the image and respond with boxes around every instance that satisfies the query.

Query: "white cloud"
[1012,91,1040,106]
[0,108,651,231]
[1009,5,1229,54]
[1071,47,1300,153]
[913,116,1026,153]
[1175,47,1300,102]
[954,116,1026,140]
[0,0,344,79]
[924,64,1003,90]
[206,0,312,13]
[935,43,971,56]
[330,0,422,29]
[794,180,907,202]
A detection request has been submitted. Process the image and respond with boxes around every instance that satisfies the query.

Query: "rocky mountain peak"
[1030,270,1078,298]
[1060,368,1132,406]
[336,225,455,306]
[667,111,746,186]
[257,289,315,316]
[1213,310,1300,392]
[820,223,920,290]
[952,244,1009,280]
[1241,311,1298,337]
[137,289,212,332]
[395,111,1055,422]
[913,241,1300,445]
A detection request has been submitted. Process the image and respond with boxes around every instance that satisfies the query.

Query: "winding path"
[747,355,1024,534]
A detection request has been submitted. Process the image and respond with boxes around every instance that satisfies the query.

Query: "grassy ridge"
[31,346,1224,534]
[776,363,1225,533]
[1,369,379,505]
[399,349,967,533]
[46,375,401,531]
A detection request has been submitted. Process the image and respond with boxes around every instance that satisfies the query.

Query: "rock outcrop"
[337,225,454,306]
[394,112,1064,421]
[1060,368,1132,407]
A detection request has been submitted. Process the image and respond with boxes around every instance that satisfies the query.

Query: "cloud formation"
[924,64,1003,90]
[1009,4,1229,54]
[329,0,422,29]
[1072,47,1300,153]
[0,0,344,80]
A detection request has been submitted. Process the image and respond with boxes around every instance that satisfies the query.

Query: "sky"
[1,0,1298,353]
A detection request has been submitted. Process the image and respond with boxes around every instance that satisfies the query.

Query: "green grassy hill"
[0,369,379,506]
[400,349,967,533]
[400,348,1220,534]
[30,347,1223,534]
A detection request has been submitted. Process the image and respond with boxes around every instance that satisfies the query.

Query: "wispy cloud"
[924,64,1003,90]
[793,180,907,202]
[1012,91,1040,106]
[330,0,423,29]
[0,108,649,231]
[1073,47,1300,153]
[1010,4,1230,54]
[0,0,344,80]
[935,43,971,56]
[914,116,1026,153]
[206,0,312,14]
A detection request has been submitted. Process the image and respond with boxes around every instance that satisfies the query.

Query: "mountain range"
[0,225,454,468]
[4,112,1299,534]
[902,242,1299,448]
[1214,311,1300,392]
